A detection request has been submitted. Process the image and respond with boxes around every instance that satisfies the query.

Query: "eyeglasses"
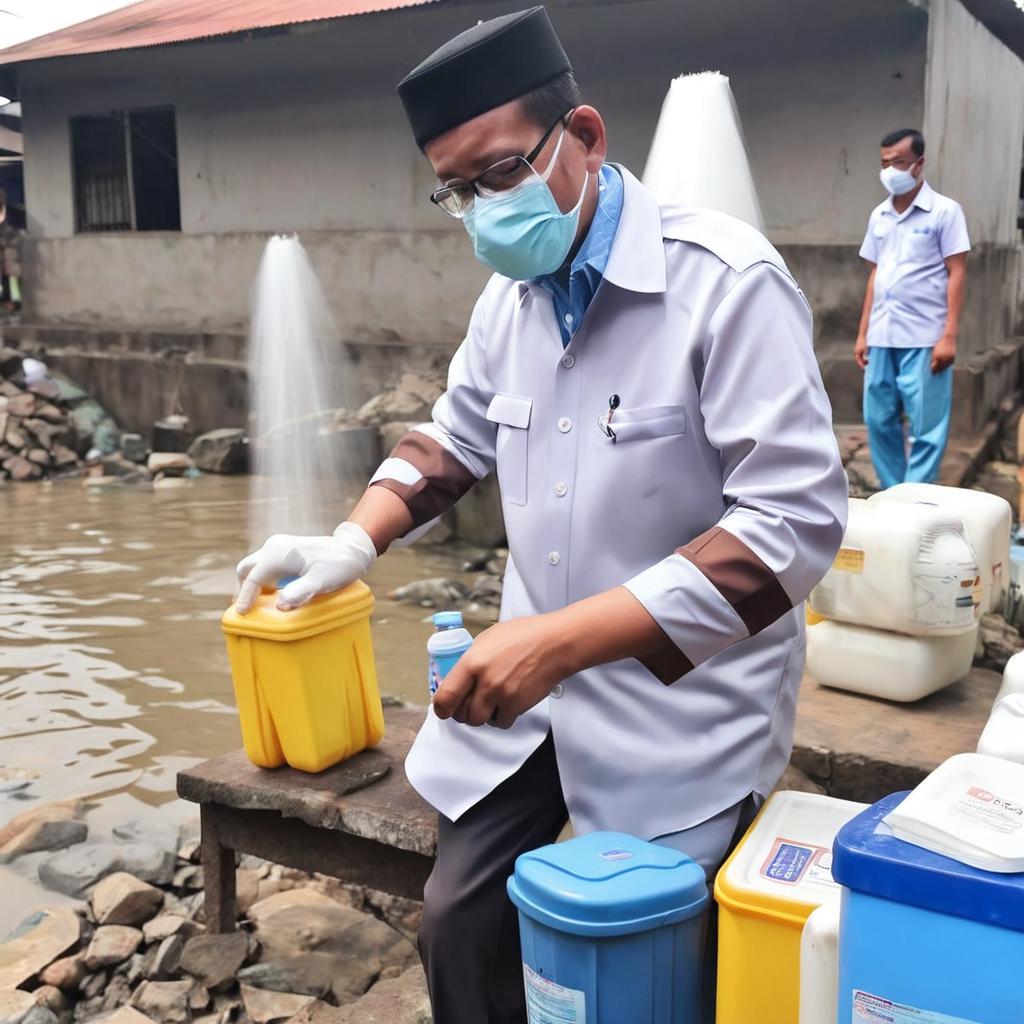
[430,109,575,219]
[881,155,921,170]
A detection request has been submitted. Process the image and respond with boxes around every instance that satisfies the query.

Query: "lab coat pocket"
[486,393,532,506]
[609,405,688,444]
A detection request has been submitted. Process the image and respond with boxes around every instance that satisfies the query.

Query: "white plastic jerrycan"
[809,499,978,636]
[869,483,1011,614]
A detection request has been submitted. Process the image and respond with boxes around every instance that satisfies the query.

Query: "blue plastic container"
[507,831,709,1023]
[833,792,1024,1024]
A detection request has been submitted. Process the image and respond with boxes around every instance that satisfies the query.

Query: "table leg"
[200,805,237,933]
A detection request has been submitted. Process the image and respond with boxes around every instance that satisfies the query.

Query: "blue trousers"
[863,346,953,489]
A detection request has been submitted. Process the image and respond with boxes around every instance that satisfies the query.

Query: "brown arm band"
[640,526,793,686]
[369,431,478,529]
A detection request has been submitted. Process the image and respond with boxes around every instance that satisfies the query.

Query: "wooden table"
[176,705,435,933]
[177,667,1001,931]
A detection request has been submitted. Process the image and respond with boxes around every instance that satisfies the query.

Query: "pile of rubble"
[0,349,250,488]
[388,548,508,621]
[0,800,429,1024]
[0,351,92,481]
[89,421,249,491]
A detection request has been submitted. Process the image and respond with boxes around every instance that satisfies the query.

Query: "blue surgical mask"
[880,163,919,196]
[463,128,590,280]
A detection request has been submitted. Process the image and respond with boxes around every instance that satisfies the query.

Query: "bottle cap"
[433,611,463,629]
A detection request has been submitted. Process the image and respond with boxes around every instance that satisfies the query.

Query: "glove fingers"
[235,551,260,584]
[277,563,340,609]
[277,574,321,609]
[234,537,308,614]
[235,550,296,613]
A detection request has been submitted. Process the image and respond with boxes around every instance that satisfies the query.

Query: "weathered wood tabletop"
[177,704,435,930]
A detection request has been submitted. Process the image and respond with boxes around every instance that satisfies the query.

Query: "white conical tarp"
[641,71,764,231]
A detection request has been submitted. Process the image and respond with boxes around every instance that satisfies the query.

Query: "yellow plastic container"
[714,791,866,1024]
[220,581,384,772]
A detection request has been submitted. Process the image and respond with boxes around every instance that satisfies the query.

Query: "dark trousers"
[417,734,756,1024]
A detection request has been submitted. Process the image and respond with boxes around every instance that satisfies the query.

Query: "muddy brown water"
[0,475,485,925]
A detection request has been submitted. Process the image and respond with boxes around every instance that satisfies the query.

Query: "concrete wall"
[20,228,487,344]
[17,0,928,341]
[917,0,1024,365]
[922,0,1024,247]
[12,0,1023,440]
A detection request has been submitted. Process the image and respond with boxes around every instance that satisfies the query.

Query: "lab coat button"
[554,482,568,497]
[550,683,565,698]
[561,354,575,369]
[547,551,561,566]
[557,417,572,433]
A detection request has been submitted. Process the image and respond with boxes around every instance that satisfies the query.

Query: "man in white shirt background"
[854,128,970,489]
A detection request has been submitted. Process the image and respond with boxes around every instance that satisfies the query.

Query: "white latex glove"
[234,522,377,614]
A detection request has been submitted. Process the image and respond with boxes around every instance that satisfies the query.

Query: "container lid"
[433,611,463,628]
[507,831,708,937]
[881,753,1024,873]
[221,580,374,641]
[716,791,867,921]
[427,627,473,655]
[833,792,1024,933]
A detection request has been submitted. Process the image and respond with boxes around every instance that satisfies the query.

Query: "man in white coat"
[236,8,847,1022]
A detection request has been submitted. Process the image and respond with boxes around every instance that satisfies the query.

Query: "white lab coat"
[373,167,847,839]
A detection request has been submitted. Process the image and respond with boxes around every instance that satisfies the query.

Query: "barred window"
[71,108,180,233]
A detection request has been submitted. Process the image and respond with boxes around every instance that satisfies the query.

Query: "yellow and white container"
[715,791,866,1024]
[221,581,384,772]
[799,902,840,1024]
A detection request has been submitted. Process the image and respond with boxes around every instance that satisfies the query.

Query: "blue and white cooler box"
[507,831,709,1024]
[832,792,1024,1024]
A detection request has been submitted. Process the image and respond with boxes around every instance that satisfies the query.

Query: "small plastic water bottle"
[427,611,473,697]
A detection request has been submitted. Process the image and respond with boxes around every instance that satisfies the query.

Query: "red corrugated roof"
[0,0,439,66]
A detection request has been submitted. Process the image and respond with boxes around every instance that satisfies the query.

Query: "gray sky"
[0,0,137,48]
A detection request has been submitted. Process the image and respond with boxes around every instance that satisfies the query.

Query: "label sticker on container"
[852,989,981,1023]
[912,571,978,630]
[523,965,585,1024]
[833,547,865,573]
[598,849,634,862]
[760,837,838,893]
[952,786,1024,836]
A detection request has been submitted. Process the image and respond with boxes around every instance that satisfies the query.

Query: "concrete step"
[794,666,1001,803]
[836,385,1020,496]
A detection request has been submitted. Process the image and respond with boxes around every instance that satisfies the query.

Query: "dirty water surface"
[0,474,483,924]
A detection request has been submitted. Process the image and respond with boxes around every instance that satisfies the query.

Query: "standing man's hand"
[854,335,869,371]
[931,333,957,374]
[234,522,377,613]
[432,614,569,730]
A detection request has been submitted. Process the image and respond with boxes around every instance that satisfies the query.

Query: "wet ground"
[0,475,481,923]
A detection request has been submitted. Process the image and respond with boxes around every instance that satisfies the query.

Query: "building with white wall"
[0,0,1021,432]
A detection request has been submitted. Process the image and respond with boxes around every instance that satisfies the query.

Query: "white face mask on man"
[879,160,921,196]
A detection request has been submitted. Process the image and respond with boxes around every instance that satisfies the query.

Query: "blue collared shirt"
[859,181,970,349]
[533,164,624,346]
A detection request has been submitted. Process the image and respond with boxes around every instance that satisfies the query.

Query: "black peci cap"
[397,6,572,150]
